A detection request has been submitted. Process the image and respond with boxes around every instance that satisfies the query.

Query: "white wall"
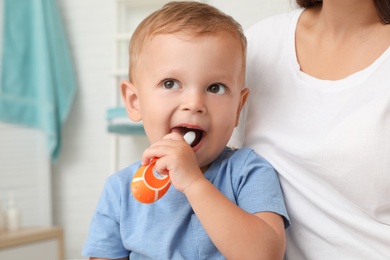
[0,123,52,228]
[43,0,295,258]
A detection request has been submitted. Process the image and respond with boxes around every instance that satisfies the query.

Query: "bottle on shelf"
[0,198,5,233]
[6,191,20,232]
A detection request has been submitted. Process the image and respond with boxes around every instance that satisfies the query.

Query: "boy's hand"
[141,132,204,192]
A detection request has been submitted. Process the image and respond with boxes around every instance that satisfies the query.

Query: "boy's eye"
[162,79,180,89]
[207,83,226,94]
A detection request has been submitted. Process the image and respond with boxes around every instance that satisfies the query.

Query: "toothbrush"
[131,131,196,204]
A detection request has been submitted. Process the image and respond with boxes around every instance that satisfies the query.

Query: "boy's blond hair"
[128,1,247,83]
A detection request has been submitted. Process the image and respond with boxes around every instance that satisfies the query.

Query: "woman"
[230,0,390,259]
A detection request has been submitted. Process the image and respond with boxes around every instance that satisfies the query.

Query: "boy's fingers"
[162,132,184,141]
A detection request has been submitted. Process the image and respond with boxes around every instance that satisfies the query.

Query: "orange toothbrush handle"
[131,160,171,204]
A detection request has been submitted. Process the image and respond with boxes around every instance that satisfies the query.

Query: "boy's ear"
[235,87,249,126]
[120,80,142,122]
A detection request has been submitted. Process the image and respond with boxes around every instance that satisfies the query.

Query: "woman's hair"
[128,1,247,82]
[296,0,390,24]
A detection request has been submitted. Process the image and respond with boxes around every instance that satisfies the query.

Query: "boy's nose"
[181,92,206,114]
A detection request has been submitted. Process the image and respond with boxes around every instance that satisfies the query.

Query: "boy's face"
[122,32,248,171]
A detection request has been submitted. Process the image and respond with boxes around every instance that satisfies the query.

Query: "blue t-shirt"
[83,147,289,259]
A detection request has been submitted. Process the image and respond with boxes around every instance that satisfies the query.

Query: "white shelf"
[110,0,171,172]
[0,227,64,260]
[109,69,128,77]
[115,33,133,40]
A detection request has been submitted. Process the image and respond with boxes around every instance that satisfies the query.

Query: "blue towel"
[0,0,76,161]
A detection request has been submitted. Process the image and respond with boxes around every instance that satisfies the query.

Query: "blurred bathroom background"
[0,0,296,259]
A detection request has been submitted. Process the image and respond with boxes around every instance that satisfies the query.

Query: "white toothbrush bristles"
[183,131,196,145]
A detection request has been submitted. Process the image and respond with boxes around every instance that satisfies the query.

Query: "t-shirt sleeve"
[82,176,129,258]
[235,148,290,228]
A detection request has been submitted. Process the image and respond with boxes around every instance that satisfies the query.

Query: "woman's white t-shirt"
[231,8,390,260]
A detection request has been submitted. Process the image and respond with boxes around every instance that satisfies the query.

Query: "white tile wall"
[0,123,52,228]
[1,0,295,258]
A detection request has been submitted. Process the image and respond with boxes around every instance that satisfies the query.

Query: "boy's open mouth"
[171,127,203,147]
